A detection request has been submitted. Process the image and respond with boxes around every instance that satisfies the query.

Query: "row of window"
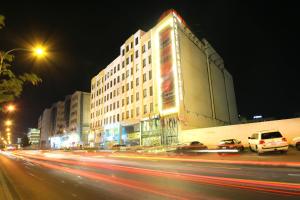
[91,70,152,100]
[91,86,153,112]
[91,103,154,128]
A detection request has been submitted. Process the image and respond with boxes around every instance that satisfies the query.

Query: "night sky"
[1,1,299,140]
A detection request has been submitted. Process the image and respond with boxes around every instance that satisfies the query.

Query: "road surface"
[1,150,300,200]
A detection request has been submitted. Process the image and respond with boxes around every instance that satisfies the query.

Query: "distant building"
[27,128,40,148]
[38,91,90,149]
[90,10,238,147]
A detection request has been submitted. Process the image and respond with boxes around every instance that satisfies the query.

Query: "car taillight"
[259,140,265,144]
[282,137,287,142]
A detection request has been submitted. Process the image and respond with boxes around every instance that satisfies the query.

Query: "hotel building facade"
[90,10,238,147]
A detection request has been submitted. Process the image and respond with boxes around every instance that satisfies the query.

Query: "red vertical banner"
[159,25,176,110]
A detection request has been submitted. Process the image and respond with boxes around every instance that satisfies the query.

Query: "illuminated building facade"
[27,128,40,148]
[90,10,238,147]
[38,91,90,149]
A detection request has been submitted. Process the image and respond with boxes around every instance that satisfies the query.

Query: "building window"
[143,73,146,82]
[142,45,145,53]
[117,101,119,108]
[126,111,129,119]
[131,94,133,103]
[131,67,133,75]
[122,73,125,80]
[122,49,125,56]
[114,78,116,85]
[148,55,152,64]
[126,70,129,78]
[126,57,129,65]
[126,96,129,105]
[142,59,146,67]
[122,86,125,93]
[143,88,147,98]
[117,114,119,122]
[136,77,139,86]
[136,92,139,101]
[122,61,125,68]
[113,115,115,123]
[148,40,151,49]
[131,109,134,118]
[136,107,140,116]
[117,76,120,83]
[130,54,133,62]
[117,64,120,71]
[122,99,124,106]
[149,70,152,80]
[130,42,133,49]
[135,50,139,58]
[135,37,139,45]
[144,105,147,114]
[126,45,129,52]
[150,86,153,96]
[122,112,124,120]
[131,81,133,89]
[150,103,153,112]
[126,83,129,91]
[114,66,116,73]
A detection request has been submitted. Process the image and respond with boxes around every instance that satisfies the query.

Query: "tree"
[21,134,31,147]
[0,15,42,104]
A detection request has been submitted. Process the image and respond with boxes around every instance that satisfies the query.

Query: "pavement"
[1,149,300,200]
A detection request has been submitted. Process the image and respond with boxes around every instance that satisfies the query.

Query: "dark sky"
[1,1,299,140]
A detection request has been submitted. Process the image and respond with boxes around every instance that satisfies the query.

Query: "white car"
[248,130,288,154]
[291,137,300,150]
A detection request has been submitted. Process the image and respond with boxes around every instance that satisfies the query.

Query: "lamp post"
[0,46,45,74]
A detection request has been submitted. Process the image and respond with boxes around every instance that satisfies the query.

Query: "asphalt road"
[1,151,300,200]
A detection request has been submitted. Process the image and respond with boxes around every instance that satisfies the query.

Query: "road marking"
[288,174,300,177]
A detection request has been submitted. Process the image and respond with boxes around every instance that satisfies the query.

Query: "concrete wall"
[179,118,300,147]
[224,70,239,124]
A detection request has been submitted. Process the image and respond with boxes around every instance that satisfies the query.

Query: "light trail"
[12,152,300,197]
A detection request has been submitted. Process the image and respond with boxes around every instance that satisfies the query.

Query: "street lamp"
[5,120,12,126]
[0,46,46,73]
[5,104,16,113]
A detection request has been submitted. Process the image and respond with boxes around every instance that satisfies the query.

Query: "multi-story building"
[27,128,40,148]
[38,91,90,148]
[90,10,238,147]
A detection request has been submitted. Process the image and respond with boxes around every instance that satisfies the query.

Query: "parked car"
[112,144,127,151]
[218,139,244,152]
[176,141,207,153]
[248,130,288,154]
[291,137,300,150]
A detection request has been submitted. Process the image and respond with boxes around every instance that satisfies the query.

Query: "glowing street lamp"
[5,104,16,113]
[6,127,10,132]
[5,120,12,126]
[0,45,47,73]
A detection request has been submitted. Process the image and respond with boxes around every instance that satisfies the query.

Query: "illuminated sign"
[156,16,180,116]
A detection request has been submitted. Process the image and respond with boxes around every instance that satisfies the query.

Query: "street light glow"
[5,120,12,126]
[6,104,16,112]
[33,46,45,57]
[6,127,10,132]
